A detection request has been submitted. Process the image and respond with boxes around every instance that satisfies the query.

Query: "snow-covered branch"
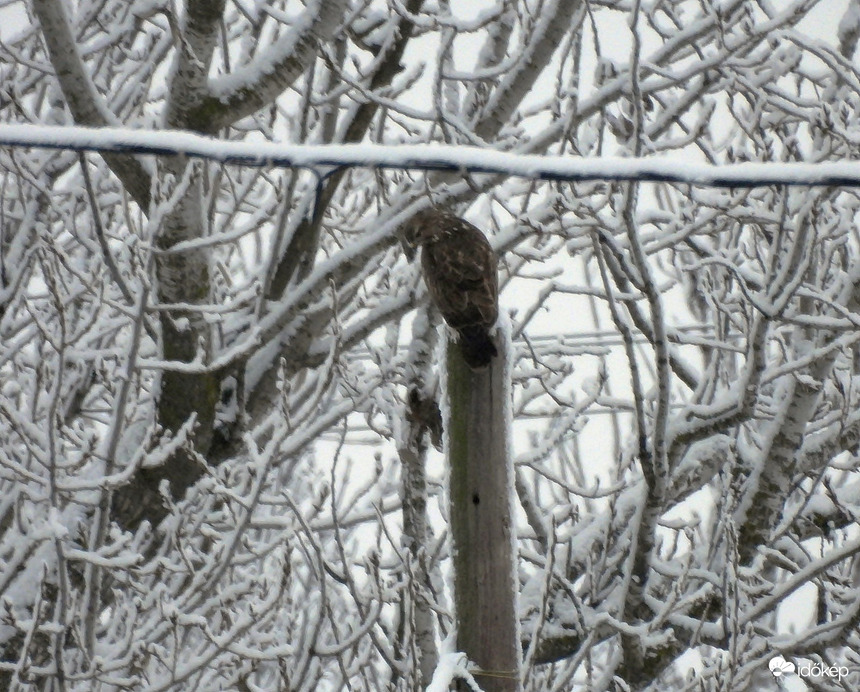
[6,0,860,688]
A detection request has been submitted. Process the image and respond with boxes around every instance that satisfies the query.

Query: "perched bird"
[402,208,499,369]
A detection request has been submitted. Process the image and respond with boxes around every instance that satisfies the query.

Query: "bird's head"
[400,207,445,261]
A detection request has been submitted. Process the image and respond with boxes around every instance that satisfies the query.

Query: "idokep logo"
[768,656,795,677]
[768,655,851,682]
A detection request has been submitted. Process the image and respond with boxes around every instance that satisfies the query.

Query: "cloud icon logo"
[769,656,796,677]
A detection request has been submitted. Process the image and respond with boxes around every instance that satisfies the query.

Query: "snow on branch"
[4,123,860,188]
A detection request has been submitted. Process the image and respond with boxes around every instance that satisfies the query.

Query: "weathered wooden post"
[446,327,520,691]
[399,206,518,689]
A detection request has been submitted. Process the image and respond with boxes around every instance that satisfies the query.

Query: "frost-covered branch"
[5,0,860,688]
[30,0,152,207]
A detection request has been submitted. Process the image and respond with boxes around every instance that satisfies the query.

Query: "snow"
[5,123,860,188]
[6,0,860,688]
[208,3,315,101]
[426,647,484,692]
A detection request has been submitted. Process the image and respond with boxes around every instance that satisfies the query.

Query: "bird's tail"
[458,326,498,369]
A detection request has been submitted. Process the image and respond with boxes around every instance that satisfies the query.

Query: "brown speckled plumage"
[403,208,499,369]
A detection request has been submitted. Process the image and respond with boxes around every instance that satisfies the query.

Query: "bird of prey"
[403,208,499,369]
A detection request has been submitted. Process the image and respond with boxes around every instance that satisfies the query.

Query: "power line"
[4,124,860,188]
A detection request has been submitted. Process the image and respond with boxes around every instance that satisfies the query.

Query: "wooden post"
[446,331,520,691]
